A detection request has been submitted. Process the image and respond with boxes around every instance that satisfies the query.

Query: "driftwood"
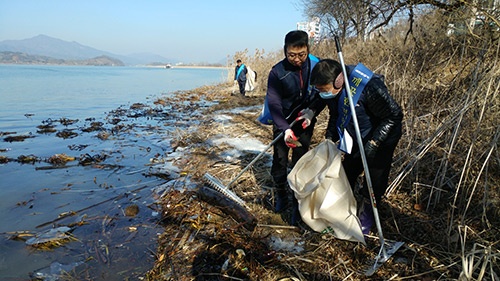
[197,185,257,231]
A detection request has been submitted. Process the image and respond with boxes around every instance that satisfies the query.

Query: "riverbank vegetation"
[144,6,499,281]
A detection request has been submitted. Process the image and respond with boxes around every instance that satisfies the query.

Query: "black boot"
[274,185,289,213]
[291,197,301,226]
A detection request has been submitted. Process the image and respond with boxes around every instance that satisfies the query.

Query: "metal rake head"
[203,173,247,208]
[364,240,405,276]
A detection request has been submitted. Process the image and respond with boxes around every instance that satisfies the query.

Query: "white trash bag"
[245,65,256,92]
[287,140,365,243]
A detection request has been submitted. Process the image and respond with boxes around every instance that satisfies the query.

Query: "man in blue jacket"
[309,59,403,235]
[265,30,320,225]
[234,59,247,96]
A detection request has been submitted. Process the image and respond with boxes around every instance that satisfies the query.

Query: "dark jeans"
[342,140,399,202]
[238,80,246,95]
[271,121,315,185]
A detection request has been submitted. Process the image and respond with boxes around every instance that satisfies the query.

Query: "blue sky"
[0,0,307,63]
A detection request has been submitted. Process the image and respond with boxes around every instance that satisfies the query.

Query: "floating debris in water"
[30,260,85,281]
[3,134,35,142]
[97,131,111,140]
[68,144,89,151]
[130,103,147,109]
[56,129,78,139]
[78,153,107,166]
[81,121,104,132]
[25,226,76,248]
[124,204,140,217]
[0,131,17,137]
[108,117,122,125]
[47,153,76,165]
[18,154,40,164]
[37,124,57,134]
[58,118,79,126]
[0,155,8,163]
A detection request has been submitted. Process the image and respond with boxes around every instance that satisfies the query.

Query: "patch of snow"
[211,136,268,153]
[268,236,305,253]
[218,148,243,163]
[212,114,233,123]
[31,261,85,281]
[220,105,261,115]
[153,178,197,195]
[147,162,180,178]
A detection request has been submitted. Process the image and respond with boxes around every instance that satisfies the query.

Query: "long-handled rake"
[204,119,299,208]
[334,36,404,276]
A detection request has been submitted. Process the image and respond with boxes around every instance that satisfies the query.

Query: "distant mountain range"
[0,35,175,65]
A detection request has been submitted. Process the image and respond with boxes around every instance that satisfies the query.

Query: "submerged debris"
[3,134,35,142]
[68,144,89,151]
[47,153,76,165]
[37,124,57,134]
[78,153,107,166]
[17,154,40,164]
[25,226,76,248]
[56,129,78,139]
[30,260,85,281]
[124,204,140,217]
[58,118,79,126]
[96,130,111,140]
[81,121,104,132]
[0,155,8,163]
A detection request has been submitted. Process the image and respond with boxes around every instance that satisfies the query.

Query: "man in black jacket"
[307,59,403,235]
[265,30,320,225]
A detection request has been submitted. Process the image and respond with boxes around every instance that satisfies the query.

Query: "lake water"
[0,64,229,280]
[0,64,228,130]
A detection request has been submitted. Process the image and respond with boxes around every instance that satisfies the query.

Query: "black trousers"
[342,140,399,202]
[238,80,246,95]
[271,121,315,186]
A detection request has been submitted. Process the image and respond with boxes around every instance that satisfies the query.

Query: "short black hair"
[311,59,343,86]
[284,30,309,55]
[236,59,242,63]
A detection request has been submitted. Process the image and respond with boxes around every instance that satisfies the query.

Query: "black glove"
[364,140,379,161]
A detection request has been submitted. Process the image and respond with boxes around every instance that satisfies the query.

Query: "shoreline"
[145,64,230,70]
[0,63,230,70]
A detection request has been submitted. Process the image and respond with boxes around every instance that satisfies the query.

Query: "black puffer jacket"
[323,67,403,147]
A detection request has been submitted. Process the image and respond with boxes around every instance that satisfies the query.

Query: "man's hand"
[284,129,300,148]
[296,108,314,129]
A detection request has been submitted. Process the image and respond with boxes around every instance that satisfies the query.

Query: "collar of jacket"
[282,57,309,72]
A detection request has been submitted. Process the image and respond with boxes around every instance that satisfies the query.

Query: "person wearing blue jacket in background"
[265,30,321,225]
[234,59,247,96]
